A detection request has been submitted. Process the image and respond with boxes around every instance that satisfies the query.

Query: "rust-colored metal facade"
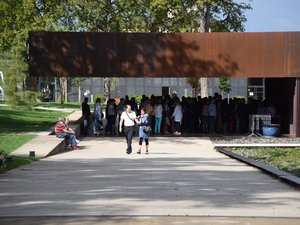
[29,31,300,78]
[28,31,300,137]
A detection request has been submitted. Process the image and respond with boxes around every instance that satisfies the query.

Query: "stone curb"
[215,147,300,190]
[214,144,300,147]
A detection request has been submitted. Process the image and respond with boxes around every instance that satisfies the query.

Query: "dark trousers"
[174,121,181,132]
[209,116,216,133]
[82,115,90,135]
[139,137,149,145]
[124,126,135,151]
[106,115,116,134]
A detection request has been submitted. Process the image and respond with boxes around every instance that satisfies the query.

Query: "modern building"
[28,31,300,137]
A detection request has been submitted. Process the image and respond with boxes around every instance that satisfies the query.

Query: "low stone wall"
[47,112,82,157]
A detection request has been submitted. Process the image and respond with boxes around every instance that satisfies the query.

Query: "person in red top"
[55,118,79,150]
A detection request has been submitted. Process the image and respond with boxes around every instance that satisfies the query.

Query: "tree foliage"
[0,0,66,104]
[218,77,231,94]
[0,0,251,103]
[183,0,251,96]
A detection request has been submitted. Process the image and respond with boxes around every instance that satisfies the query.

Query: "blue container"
[262,124,280,137]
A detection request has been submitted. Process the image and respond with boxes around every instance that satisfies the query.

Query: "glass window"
[248,78,263,86]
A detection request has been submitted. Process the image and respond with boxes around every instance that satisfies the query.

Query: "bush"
[128,94,145,105]
[6,90,43,108]
[93,93,105,103]
[233,95,245,99]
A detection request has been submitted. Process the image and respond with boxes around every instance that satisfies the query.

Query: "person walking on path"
[172,99,183,135]
[93,98,103,136]
[136,108,151,154]
[119,105,137,154]
[105,99,117,135]
[81,97,91,135]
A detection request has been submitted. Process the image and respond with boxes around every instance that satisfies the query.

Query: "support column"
[293,78,300,137]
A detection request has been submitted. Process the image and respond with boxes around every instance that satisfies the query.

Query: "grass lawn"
[0,107,69,132]
[228,147,300,177]
[0,134,36,154]
[0,106,71,173]
[0,134,38,173]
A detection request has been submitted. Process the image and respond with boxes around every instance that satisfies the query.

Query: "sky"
[238,0,300,32]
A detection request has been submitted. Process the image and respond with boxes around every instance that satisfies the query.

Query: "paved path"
[0,137,300,224]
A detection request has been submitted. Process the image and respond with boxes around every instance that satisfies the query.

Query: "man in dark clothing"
[81,97,91,135]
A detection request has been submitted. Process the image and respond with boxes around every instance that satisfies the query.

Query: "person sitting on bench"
[55,117,80,150]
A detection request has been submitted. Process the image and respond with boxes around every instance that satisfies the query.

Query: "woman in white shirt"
[119,105,137,154]
[172,100,183,135]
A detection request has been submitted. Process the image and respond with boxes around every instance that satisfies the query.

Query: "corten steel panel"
[244,33,263,76]
[285,33,300,77]
[205,32,242,76]
[29,31,300,78]
[261,32,284,76]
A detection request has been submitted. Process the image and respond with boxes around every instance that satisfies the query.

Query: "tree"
[196,0,251,97]
[0,0,251,104]
[81,0,249,99]
[72,78,86,102]
[199,0,251,97]
[0,0,73,104]
[0,33,29,104]
[218,77,232,97]
[186,77,199,97]
[103,78,110,103]
[64,0,126,101]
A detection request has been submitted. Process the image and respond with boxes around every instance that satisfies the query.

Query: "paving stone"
[0,137,300,219]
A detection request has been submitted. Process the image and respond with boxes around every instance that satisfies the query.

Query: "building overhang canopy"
[29,31,300,78]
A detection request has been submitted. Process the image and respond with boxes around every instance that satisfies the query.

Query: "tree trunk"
[78,86,81,102]
[64,77,68,103]
[197,4,211,97]
[204,4,211,33]
[104,77,110,103]
[200,77,208,97]
[59,77,67,104]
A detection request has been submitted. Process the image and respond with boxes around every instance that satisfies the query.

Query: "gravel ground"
[211,136,300,145]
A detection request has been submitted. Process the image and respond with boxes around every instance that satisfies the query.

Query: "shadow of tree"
[0,137,299,218]
[29,32,239,78]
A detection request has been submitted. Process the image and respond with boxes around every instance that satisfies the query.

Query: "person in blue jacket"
[137,108,151,154]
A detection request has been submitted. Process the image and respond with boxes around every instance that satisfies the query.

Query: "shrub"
[93,93,105,103]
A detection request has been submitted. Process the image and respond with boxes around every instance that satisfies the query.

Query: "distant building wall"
[68,77,248,102]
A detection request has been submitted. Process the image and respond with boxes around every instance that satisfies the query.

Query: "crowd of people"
[56,93,277,153]
[82,92,277,137]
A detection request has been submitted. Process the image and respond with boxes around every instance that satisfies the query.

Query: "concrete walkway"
[0,137,300,224]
